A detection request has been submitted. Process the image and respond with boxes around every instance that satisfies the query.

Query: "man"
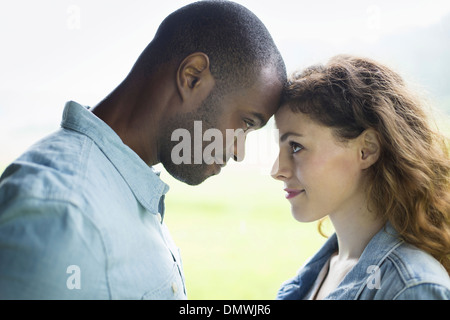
[0,0,285,299]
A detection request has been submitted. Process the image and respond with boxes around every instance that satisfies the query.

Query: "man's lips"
[284,188,305,199]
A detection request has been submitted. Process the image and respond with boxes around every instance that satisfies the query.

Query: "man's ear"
[358,128,381,169]
[176,52,214,103]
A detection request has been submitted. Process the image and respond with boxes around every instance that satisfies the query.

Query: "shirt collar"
[60,100,169,215]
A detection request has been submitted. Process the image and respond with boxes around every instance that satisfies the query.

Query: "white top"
[306,257,331,300]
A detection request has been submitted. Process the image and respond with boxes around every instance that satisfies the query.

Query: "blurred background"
[1,0,449,299]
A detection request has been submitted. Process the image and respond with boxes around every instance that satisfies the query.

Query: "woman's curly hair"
[283,55,450,274]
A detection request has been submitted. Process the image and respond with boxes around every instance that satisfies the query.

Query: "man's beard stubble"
[159,90,224,185]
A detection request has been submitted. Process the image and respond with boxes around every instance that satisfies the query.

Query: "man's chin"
[180,175,208,186]
[163,163,219,186]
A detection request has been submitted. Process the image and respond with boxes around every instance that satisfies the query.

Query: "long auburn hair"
[283,55,450,274]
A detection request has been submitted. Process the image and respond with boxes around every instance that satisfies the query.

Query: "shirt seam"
[23,196,113,299]
[69,138,112,298]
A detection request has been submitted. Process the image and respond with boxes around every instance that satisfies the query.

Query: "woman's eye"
[289,142,303,154]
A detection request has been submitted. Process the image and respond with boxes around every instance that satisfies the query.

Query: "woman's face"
[271,105,367,223]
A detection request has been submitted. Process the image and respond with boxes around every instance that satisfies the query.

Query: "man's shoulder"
[0,129,94,203]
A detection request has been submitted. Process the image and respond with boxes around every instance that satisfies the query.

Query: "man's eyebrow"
[280,132,303,142]
[251,112,267,128]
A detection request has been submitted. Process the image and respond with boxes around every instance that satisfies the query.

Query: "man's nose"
[230,129,247,162]
[233,133,246,162]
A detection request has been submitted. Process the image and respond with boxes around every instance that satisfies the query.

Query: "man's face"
[160,67,283,185]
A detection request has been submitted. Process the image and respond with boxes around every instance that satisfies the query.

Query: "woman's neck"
[329,198,384,261]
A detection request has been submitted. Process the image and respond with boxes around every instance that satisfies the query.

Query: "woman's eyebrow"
[280,132,303,142]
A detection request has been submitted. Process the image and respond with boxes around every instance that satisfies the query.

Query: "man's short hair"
[134,0,286,90]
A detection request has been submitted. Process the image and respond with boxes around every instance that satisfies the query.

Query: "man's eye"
[289,142,304,154]
[244,119,255,131]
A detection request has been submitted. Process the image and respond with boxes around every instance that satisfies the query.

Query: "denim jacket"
[277,223,450,300]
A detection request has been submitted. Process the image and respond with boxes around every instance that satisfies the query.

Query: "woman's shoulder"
[365,241,450,300]
[388,241,449,282]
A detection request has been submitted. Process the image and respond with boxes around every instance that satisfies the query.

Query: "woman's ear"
[176,52,214,103]
[359,129,381,169]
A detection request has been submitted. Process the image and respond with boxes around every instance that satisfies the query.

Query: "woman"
[272,55,450,300]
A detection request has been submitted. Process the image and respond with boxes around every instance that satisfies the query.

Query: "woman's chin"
[291,208,321,223]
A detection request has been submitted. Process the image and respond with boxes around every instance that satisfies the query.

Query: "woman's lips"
[284,188,304,199]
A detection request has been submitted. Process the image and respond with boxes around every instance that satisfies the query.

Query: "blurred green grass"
[160,165,331,299]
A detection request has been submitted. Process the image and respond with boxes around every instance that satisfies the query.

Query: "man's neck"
[92,77,161,166]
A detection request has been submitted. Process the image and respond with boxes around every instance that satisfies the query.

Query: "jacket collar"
[326,222,403,299]
[61,101,169,215]
[283,222,403,300]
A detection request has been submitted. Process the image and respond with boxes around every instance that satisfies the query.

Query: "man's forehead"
[252,68,283,104]
[254,65,284,89]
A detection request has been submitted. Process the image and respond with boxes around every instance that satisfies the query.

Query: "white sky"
[1,0,450,165]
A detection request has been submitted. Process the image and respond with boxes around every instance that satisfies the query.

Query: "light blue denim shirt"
[0,101,186,299]
[277,223,450,300]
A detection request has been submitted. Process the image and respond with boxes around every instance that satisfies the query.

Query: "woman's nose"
[270,153,292,181]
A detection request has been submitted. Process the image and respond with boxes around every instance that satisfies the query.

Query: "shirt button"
[156,213,162,223]
[171,282,178,294]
